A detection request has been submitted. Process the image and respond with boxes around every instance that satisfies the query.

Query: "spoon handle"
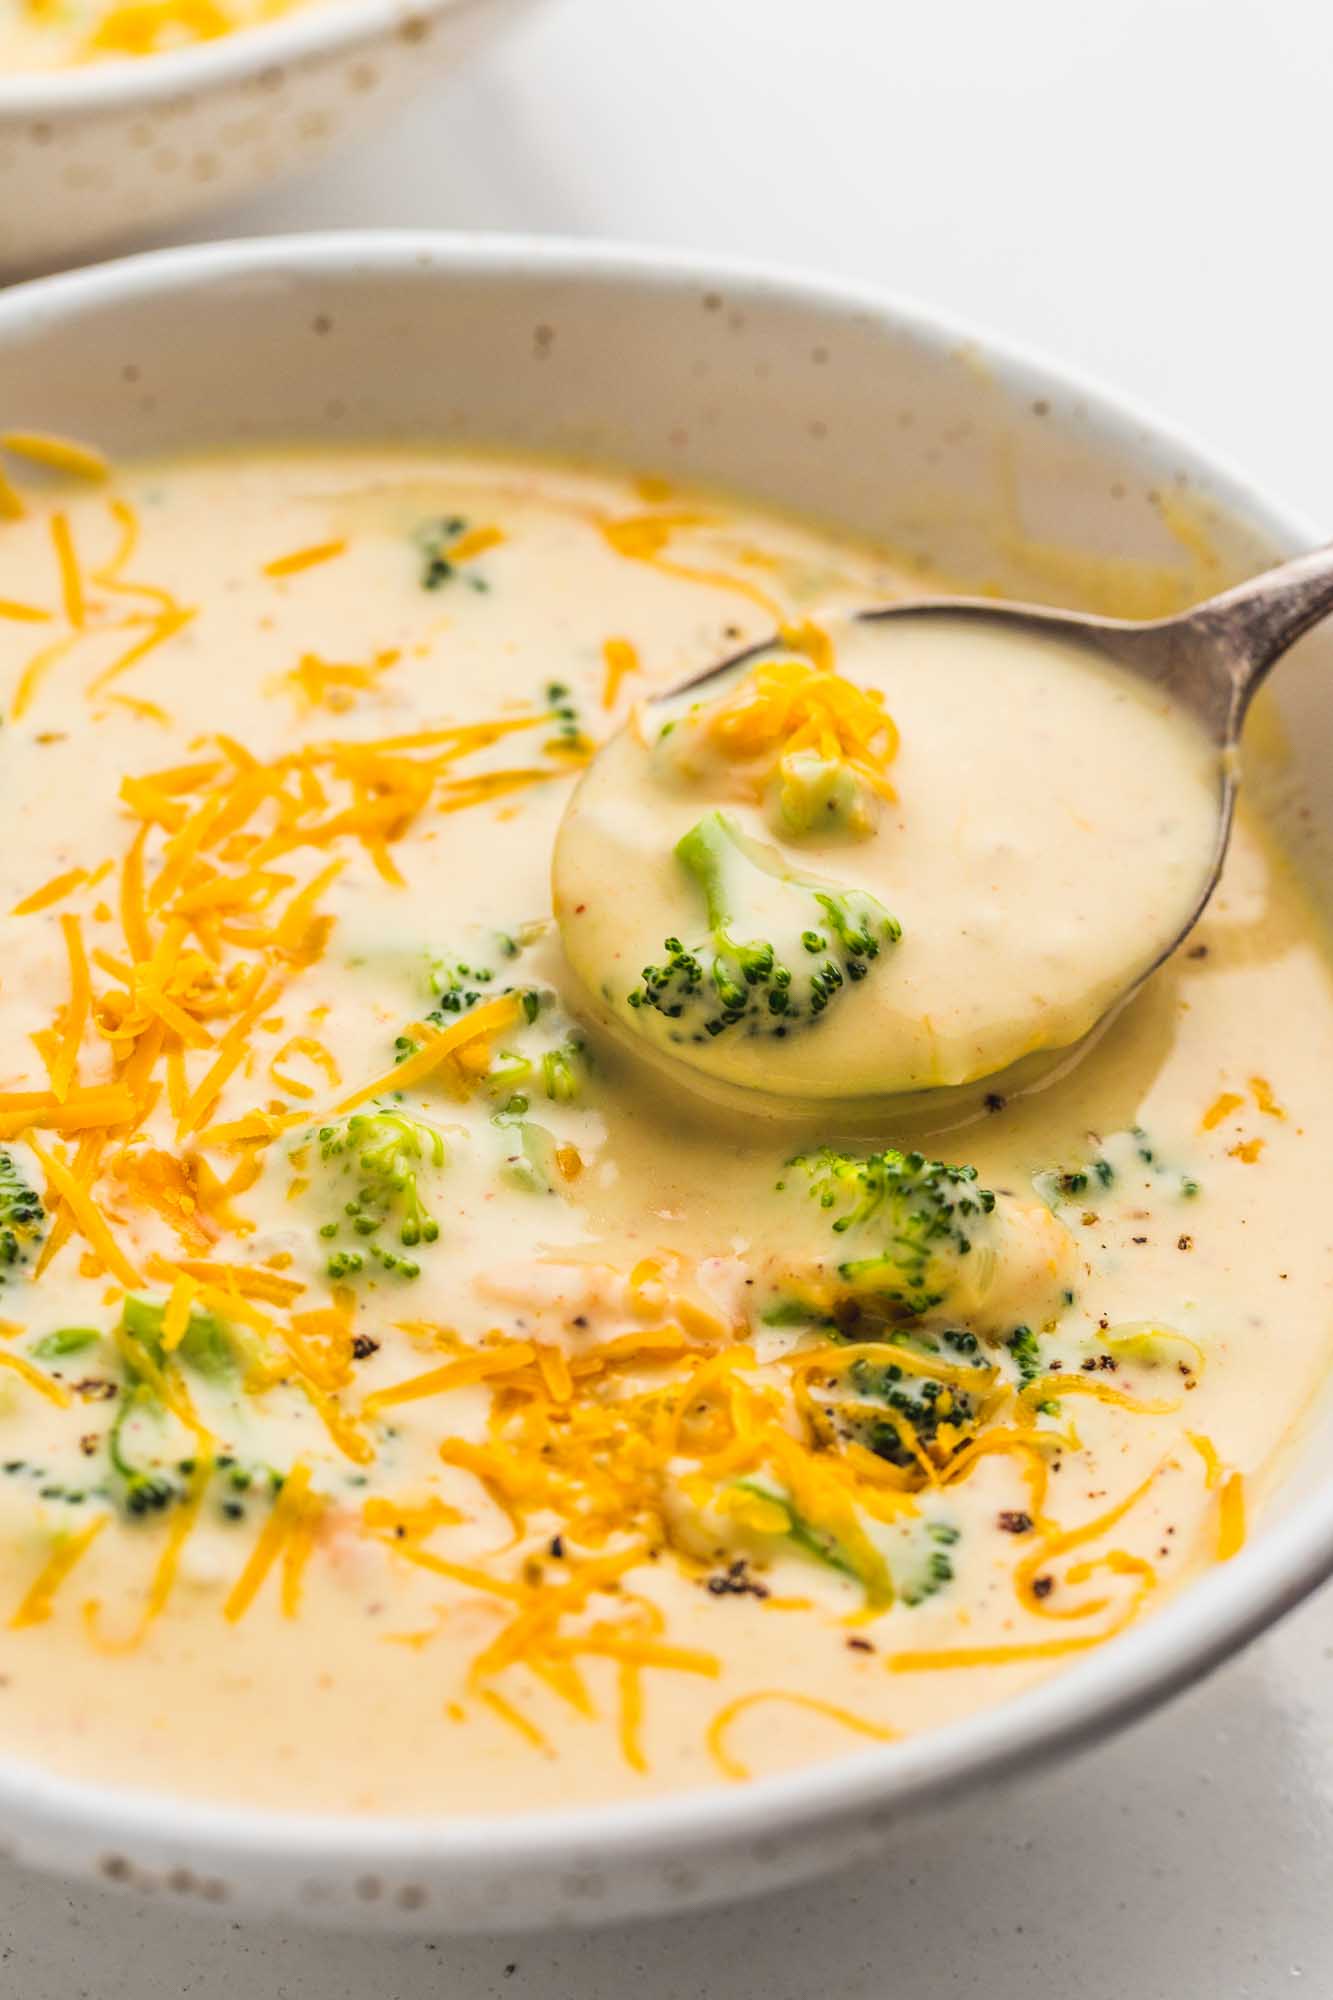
[1182,538,1333,716]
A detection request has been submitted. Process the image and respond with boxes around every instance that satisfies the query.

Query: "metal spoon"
[669,539,1333,1034]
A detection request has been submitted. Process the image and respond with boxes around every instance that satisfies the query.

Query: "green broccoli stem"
[675,812,776,1012]
[109,1383,177,1517]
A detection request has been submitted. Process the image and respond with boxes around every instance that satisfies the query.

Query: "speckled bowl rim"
[0,0,489,116]
[0,231,1327,1905]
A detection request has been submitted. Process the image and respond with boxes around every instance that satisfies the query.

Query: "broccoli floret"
[30,1327,100,1361]
[1036,1126,1201,1210]
[772,748,880,841]
[313,1109,447,1280]
[680,1475,957,1610]
[714,1479,891,1607]
[546,681,591,756]
[393,927,543,1063]
[839,1333,988,1471]
[628,810,899,1041]
[733,1481,876,1592]
[492,1096,564,1194]
[415,515,491,593]
[898,1520,961,1607]
[0,1149,44,1284]
[14,1296,235,1516]
[1005,1323,1044,1386]
[767,1147,1076,1339]
[541,1035,586,1104]
[107,1297,240,1515]
[780,1146,997,1323]
[121,1294,236,1380]
[109,1381,178,1516]
[426,950,497,1013]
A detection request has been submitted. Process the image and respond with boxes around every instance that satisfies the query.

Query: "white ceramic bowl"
[0,0,533,273]
[0,233,1329,1932]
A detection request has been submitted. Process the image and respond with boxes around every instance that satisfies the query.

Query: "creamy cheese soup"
[0,0,308,70]
[556,616,1222,1101]
[0,439,1330,1816]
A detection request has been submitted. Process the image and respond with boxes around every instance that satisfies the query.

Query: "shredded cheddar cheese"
[2,432,109,483]
[706,1690,896,1781]
[10,1515,108,1628]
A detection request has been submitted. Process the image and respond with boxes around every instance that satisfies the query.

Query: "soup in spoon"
[554,617,1222,1103]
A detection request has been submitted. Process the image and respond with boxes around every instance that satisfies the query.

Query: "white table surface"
[5,0,1333,1988]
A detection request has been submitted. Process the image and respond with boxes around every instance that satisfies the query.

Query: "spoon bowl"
[560,544,1333,1114]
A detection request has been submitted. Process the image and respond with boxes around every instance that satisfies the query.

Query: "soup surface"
[0,0,308,70]
[0,442,1329,1816]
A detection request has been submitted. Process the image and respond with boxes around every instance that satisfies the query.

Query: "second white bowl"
[0,0,534,273]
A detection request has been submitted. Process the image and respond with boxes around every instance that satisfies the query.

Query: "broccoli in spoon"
[628,809,900,1043]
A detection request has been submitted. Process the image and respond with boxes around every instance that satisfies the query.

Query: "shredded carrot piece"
[335,992,521,1113]
[270,1034,339,1099]
[888,1630,1127,1672]
[119,823,152,962]
[10,1515,108,1629]
[139,1451,214,1628]
[549,1636,719,1676]
[601,509,786,621]
[0,1090,134,1141]
[25,1131,141,1288]
[160,1271,200,1352]
[601,636,641,709]
[1189,1434,1246,1559]
[1188,1431,1223,1487]
[263,539,347,579]
[194,1108,309,1147]
[364,1343,537,1415]
[12,866,87,916]
[707,1691,896,1780]
[1201,1090,1244,1131]
[479,1687,553,1755]
[33,1130,103,1276]
[165,1257,303,1306]
[85,1450,216,1655]
[12,630,83,724]
[693,652,898,805]
[1012,1468,1161,1622]
[51,912,90,1102]
[86,604,195,703]
[535,1344,574,1403]
[280,1487,324,1617]
[1019,1374,1178,1418]
[50,511,85,628]
[0,466,24,519]
[618,1662,647,1772]
[448,524,504,564]
[0,1348,73,1408]
[177,974,283,1136]
[1218,1471,1246,1560]
[1249,1075,1286,1120]
[223,1461,313,1621]
[2,431,108,482]
[0,599,52,625]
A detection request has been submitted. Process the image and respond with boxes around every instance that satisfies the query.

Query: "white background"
[5,0,1333,1990]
